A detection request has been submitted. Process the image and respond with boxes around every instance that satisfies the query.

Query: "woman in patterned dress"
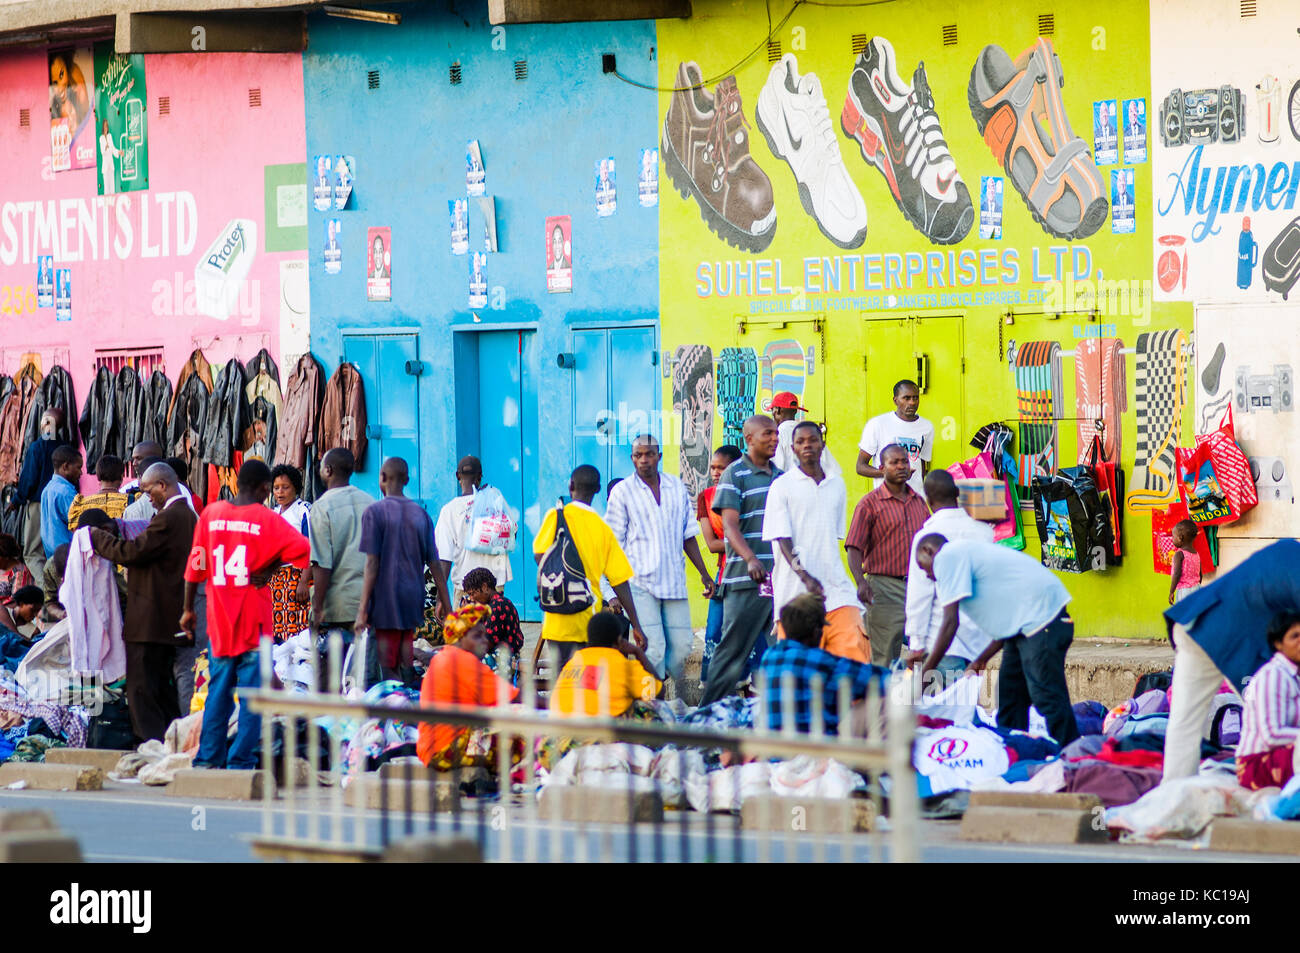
[268,464,311,643]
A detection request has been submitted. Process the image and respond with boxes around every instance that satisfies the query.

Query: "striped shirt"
[712,455,783,590]
[1239,651,1300,757]
[605,471,698,600]
[844,484,930,578]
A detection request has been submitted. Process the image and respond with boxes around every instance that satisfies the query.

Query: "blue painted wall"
[303,5,661,542]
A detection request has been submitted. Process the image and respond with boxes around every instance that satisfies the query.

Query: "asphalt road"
[1,785,1290,863]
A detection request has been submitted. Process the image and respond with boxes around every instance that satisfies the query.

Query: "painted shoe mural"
[968,37,1108,240]
[756,53,867,249]
[663,62,778,252]
[842,36,973,245]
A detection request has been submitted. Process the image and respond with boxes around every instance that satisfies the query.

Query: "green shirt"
[309,484,374,625]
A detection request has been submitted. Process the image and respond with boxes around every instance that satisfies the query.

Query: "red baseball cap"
[770,391,807,412]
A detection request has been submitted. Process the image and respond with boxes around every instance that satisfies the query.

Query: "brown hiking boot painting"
[662,63,777,252]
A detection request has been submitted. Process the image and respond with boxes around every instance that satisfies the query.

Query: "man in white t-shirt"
[916,536,1079,745]
[434,455,514,606]
[856,379,933,496]
[903,470,993,680]
[762,421,868,663]
[770,391,839,476]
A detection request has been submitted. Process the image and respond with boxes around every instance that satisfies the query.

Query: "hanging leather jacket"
[0,376,17,487]
[143,370,173,448]
[78,365,117,472]
[1,366,40,487]
[277,353,324,469]
[201,359,250,467]
[319,362,368,468]
[24,365,78,456]
[112,365,147,459]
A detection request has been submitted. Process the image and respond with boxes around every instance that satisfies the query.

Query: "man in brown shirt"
[845,444,930,666]
[90,462,199,742]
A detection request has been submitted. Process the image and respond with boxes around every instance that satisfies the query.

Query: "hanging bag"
[1175,405,1258,526]
[536,499,594,615]
[466,485,517,555]
[1085,435,1124,564]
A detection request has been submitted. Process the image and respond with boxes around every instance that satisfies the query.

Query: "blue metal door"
[342,332,421,503]
[570,326,658,510]
[459,330,539,620]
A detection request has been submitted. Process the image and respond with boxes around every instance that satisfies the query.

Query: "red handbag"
[1151,502,1217,575]
[1174,405,1258,526]
[1086,435,1123,562]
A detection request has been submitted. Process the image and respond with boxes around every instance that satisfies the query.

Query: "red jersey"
[185,500,311,657]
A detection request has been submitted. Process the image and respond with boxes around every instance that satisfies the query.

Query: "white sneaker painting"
[756,53,868,249]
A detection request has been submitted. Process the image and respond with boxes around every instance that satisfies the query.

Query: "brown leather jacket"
[319,363,368,468]
[277,353,324,469]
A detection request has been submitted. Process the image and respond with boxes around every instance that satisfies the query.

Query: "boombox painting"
[1151,0,1300,304]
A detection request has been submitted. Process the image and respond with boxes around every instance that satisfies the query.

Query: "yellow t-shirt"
[532,502,634,643]
[549,646,662,717]
[67,491,129,529]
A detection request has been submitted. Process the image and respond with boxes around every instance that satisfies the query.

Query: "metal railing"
[246,635,919,863]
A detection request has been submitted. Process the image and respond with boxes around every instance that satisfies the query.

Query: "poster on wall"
[1112,169,1135,233]
[367,226,390,301]
[280,259,310,368]
[1122,98,1146,163]
[478,196,498,252]
[36,256,54,308]
[93,43,148,195]
[639,148,659,208]
[545,215,572,293]
[595,157,617,217]
[334,155,354,210]
[55,269,71,322]
[48,47,95,172]
[467,140,486,196]
[324,219,342,274]
[469,251,488,308]
[979,176,1003,239]
[312,155,333,212]
[449,199,468,255]
[1094,99,1119,165]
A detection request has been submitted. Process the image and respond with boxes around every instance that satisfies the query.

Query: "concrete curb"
[959,805,1108,844]
[0,763,103,791]
[0,808,82,862]
[969,791,1103,811]
[344,774,459,812]
[44,748,134,773]
[537,784,664,823]
[382,834,484,862]
[740,795,875,833]
[1208,818,1300,855]
[166,768,264,800]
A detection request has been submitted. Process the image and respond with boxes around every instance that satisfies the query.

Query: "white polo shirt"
[761,465,861,615]
[905,507,994,660]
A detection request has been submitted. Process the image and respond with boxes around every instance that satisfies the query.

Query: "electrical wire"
[610,0,896,93]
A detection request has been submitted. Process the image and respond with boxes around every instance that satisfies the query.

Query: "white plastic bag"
[467,485,516,555]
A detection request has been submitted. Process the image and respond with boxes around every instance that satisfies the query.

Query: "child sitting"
[462,567,524,685]
[1168,519,1202,605]
[549,611,662,718]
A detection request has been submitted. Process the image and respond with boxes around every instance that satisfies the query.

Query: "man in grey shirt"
[295,448,373,680]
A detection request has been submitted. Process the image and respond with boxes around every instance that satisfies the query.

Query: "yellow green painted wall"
[657,0,1194,637]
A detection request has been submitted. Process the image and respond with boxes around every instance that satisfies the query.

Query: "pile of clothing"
[0,666,89,762]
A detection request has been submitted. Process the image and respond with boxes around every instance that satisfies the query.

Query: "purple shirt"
[360,496,437,630]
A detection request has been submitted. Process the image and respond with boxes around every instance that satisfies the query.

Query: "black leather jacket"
[143,371,173,448]
[201,359,249,467]
[77,365,117,471]
[24,365,78,457]
[112,365,147,460]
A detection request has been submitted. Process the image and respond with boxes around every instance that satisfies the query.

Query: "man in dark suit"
[90,462,199,742]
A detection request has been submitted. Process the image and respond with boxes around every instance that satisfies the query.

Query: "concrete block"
[344,775,460,812]
[0,832,82,863]
[959,806,1108,844]
[166,768,264,801]
[537,784,664,823]
[1209,818,1300,856]
[740,796,875,833]
[0,809,58,833]
[44,748,134,773]
[382,834,484,863]
[0,763,102,791]
[969,791,1103,812]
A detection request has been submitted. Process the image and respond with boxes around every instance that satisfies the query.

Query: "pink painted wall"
[0,50,307,485]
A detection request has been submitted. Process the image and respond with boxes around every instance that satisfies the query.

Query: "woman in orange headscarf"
[416,604,521,773]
